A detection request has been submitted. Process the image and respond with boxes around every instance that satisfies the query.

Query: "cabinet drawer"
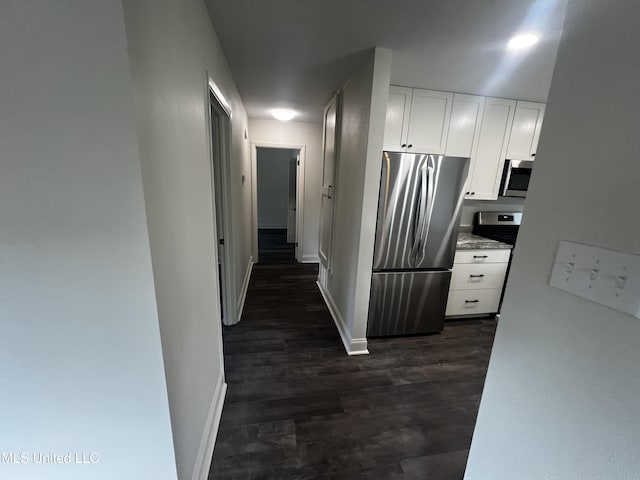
[454,249,510,264]
[446,288,502,316]
[450,263,508,290]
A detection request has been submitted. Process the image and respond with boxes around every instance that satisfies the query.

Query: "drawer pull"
[473,255,488,259]
[464,299,480,304]
[469,274,485,278]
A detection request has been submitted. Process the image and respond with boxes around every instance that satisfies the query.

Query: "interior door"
[318,92,339,269]
[287,156,297,244]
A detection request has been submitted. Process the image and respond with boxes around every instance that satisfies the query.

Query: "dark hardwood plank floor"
[209,263,496,480]
[258,228,295,264]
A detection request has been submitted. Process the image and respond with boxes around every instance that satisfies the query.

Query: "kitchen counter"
[456,231,513,250]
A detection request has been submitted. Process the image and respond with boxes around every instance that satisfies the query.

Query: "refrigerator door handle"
[411,158,429,265]
[415,156,435,264]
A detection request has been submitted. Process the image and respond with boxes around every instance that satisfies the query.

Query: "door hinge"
[295,242,299,247]
[219,238,224,245]
[297,160,300,166]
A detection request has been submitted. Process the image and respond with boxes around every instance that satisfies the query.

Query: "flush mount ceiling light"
[271,109,296,121]
[507,33,539,50]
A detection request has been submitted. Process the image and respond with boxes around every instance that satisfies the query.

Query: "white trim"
[236,256,254,322]
[316,281,369,356]
[251,142,306,263]
[191,372,227,480]
[301,254,320,263]
[206,71,237,327]
[207,78,232,117]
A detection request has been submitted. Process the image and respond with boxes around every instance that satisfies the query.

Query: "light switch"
[549,240,640,319]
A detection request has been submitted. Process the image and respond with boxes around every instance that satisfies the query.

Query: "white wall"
[465,1,640,478]
[122,0,252,478]
[0,2,176,479]
[320,48,392,354]
[249,118,323,262]
[256,148,294,229]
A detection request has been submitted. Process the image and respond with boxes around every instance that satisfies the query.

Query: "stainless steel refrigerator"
[367,152,469,336]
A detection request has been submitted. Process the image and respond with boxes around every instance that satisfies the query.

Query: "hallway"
[210,263,497,479]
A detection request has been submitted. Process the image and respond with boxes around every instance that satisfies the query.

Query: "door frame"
[205,72,237,327]
[250,143,306,263]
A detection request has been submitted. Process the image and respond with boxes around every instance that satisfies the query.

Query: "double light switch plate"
[550,240,640,319]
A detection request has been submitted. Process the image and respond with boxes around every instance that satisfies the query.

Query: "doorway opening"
[208,85,236,326]
[253,146,304,264]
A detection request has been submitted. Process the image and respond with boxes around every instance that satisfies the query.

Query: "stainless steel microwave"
[500,159,534,197]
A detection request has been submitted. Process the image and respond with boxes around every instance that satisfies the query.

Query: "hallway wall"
[123,0,252,478]
[465,1,640,478]
[0,2,176,479]
[320,48,392,354]
[249,118,323,262]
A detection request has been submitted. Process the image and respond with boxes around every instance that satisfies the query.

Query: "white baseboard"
[316,281,369,356]
[301,254,320,263]
[191,371,227,480]
[236,256,254,322]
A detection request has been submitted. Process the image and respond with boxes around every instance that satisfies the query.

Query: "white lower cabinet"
[446,248,510,317]
[445,289,503,317]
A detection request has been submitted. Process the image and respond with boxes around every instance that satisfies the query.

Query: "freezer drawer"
[367,271,451,337]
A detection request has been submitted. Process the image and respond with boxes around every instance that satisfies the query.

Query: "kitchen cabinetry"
[383,86,544,201]
[383,86,412,152]
[445,249,510,317]
[383,87,453,154]
[446,94,485,158]
[464,98,516,200]
[506,101,545,160]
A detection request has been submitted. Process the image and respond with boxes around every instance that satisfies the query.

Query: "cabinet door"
[406,89,453,154]
[467,97,516,200]
[446,94,485,158]
[506,101,545,160]
[383,86,412,151]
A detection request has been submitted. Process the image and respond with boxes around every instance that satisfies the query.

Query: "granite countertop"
[456,229,513,250]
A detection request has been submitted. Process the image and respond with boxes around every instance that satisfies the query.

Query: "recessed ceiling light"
[507,33,539,50]
[271,109,296,121]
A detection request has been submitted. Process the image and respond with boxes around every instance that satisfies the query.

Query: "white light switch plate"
[550,241,640,319]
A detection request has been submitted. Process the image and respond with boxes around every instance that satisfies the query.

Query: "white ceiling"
[205,0,567,123]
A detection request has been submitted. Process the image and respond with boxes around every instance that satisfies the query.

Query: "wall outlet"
[549,241,640,319]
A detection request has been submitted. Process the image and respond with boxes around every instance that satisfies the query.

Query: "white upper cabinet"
[465,97,516,200]
[383,87,453,154]
[506,101,546,160]
[383,86,412,151]
[446,94,485,158]
[382,85,543,201]
[406,89,453,154]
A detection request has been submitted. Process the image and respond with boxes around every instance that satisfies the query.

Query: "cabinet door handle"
[473,255,488,259]
[407,144,413,148]
[401,144,407,148]
[465,299,480,304]
[466,191,470,195]
[469,274,485,278]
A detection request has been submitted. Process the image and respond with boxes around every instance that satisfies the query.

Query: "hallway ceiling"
[205,0,567,123]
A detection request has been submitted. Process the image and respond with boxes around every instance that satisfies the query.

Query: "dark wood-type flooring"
[209,262,496,480]
[258,228,295,264]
